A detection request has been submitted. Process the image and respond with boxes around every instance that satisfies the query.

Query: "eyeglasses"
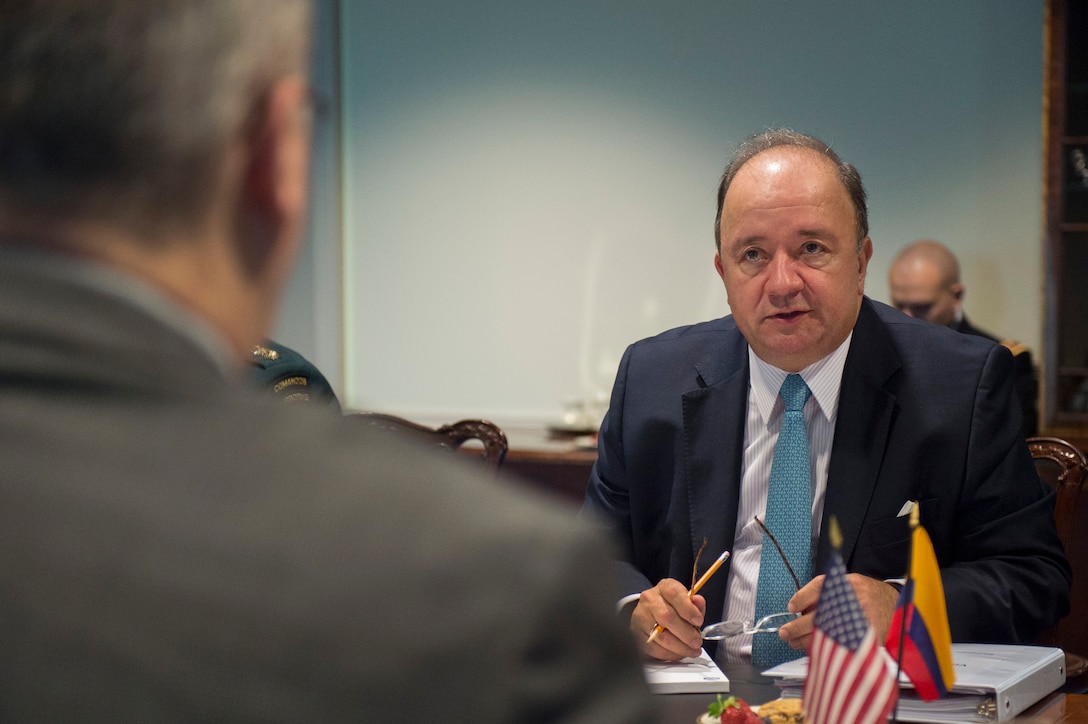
[698,516,803,641]
[700,611,800,640]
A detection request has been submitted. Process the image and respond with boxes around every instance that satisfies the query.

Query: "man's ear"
[237,74,312,280]
[857,237,873,291]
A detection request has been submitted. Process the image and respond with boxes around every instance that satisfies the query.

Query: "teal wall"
[298,0,1045,424]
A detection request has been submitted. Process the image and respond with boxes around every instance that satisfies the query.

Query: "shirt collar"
[748,332,853,425]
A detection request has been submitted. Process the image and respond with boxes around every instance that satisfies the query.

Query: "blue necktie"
[752,373,812,668]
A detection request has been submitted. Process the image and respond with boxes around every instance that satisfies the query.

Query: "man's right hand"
[631,578,706,660]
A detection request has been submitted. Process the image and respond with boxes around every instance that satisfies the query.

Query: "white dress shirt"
[717,334,852,663]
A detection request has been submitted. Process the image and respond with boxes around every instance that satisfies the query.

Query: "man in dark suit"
[0,2,654,721]
[582,129,1069,666]
[888,239,1038,436]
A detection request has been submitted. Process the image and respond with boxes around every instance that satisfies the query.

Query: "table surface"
[652,663,1088,723]
[490,431,1088,721]
[501,425,598,455]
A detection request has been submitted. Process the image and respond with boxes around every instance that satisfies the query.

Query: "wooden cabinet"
[1043,0,1088,445]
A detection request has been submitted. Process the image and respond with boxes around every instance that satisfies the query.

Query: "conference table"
[652,663,1088,722]
[487,429,1088,720]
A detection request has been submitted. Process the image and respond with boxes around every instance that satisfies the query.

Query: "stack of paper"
[761,643,1065,723]
[642,648,730,694]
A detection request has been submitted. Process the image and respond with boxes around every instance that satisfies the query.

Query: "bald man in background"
[888,239,1038,436]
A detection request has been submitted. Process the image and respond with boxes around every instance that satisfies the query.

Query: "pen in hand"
[645,550,730,646]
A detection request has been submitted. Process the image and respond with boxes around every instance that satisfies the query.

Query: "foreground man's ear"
[236,74,313,281]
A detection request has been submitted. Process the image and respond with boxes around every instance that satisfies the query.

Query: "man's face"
[714,147,871,372]
[888,260,960,327]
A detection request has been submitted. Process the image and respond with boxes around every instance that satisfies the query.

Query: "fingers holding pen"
[632,578,706,660]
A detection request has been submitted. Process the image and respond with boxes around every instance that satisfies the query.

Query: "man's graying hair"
[714,129,869,252]
[0,0,312,240]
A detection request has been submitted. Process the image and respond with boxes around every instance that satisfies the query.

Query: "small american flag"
[803,547,898,724]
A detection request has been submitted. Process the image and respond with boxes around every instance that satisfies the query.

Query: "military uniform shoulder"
[248,340,340,409]
[251,343,281,366]
[1000,339,1031,358]
[250,342,303,370]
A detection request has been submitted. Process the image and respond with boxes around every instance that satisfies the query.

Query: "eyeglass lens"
[700,611,799,640]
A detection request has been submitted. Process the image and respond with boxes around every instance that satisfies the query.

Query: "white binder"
[761,643,1065,722]
[893,644,1065,723]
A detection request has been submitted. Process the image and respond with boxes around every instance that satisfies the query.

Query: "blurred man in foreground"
[888,239,1037,436]
[0,2,654,721]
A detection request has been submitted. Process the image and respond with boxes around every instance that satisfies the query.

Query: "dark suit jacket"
[955,315,1039,438]
[583,297,1069,653]
[0,255,654,723]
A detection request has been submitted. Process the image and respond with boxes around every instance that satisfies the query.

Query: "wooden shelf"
[1044,0,1088,431]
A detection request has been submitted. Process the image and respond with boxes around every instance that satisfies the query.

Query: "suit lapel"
[679,330,749,621]
[672,300,901,614]
[818,300,900,569]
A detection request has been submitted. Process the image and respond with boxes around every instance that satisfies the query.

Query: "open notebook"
[642,648,730,694]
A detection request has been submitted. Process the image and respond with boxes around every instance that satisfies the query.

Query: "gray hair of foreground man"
[0,0,312,239]
[714,128,869,252]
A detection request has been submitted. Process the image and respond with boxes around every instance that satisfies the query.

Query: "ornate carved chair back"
[347,412,508,471]
[1028,436,1088,682]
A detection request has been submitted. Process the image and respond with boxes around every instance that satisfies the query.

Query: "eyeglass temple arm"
[754,515,802,591]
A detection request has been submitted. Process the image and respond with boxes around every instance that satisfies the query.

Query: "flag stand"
[803,516,899,724]
[891,501,920,722]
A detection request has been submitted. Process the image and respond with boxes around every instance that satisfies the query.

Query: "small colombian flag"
[884,506,955,701]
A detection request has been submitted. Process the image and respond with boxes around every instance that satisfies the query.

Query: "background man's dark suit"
[0,257,654,723]
[955,315,1038,437]
[583,297,1069,657]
